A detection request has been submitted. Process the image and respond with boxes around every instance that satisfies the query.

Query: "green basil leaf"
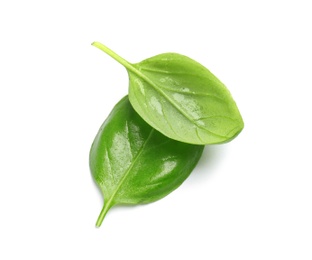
[90,96,204,227]
[92,42,244,145]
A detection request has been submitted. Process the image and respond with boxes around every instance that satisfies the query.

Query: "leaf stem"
[96,202,112,227]
[91,42,136,73]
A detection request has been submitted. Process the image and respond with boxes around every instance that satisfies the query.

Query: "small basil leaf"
[90,96,204,227]
[92,42,244,145]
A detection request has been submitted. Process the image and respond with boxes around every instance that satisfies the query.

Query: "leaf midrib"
[104,128,155,208]
[130,66,229,140]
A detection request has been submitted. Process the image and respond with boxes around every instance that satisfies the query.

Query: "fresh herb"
[89,42,244,227]
[90,96,204,227]
[92,42,244,145]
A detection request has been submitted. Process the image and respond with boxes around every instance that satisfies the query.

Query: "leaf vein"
[140,67,198,76]
[196,128,205,144]
[104,128,155,208]
[132,66,227,140]
[194,115,238,122]
[158,86,224,101]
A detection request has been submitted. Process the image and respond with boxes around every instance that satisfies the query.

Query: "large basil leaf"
[92,42,244,145]
[90,96,204,227]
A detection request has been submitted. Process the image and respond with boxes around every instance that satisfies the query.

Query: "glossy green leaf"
[90,96,204,227]
[92,42,244,145]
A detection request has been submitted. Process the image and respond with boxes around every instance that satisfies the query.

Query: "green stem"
[91,42,137,74]
[96,202,112,227]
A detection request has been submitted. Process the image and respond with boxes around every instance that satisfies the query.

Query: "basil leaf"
[92,42,244,145]
[90,96,204,227]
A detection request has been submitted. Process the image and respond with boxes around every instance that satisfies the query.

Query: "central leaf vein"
[105,128,155,208]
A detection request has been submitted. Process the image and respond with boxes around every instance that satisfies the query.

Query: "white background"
[1,0,311,259]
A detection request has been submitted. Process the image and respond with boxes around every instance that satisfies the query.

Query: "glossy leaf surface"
[90,96,204,227]
[92,42,244,145]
